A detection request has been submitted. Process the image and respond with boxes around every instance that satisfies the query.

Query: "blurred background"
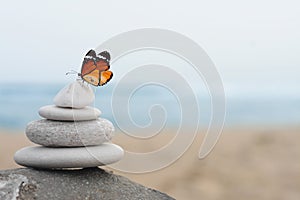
[0,0,299,199]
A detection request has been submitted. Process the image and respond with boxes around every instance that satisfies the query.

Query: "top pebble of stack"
[54,80,95,108]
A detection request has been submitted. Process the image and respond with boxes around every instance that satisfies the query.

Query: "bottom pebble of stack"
[14,143,124,169]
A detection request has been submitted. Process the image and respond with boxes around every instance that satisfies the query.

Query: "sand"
[1,127,300,200]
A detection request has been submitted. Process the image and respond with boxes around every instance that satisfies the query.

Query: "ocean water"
[0,82,299,130]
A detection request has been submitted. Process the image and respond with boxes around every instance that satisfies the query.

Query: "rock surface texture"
[14,144,124,168]
[0,167,174,200]
[38,105,101,121]
[25,118,114,147]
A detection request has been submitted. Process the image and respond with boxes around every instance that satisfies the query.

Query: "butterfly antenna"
[66,69,79,76]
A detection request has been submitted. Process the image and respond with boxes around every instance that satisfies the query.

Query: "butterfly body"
[80,49,113,86]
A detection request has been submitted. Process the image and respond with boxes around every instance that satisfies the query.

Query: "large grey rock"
[14,143,124,169]
[39,105,101,121]
[0,167,174,200]
[54,80,95,109]
[26,118,114,147]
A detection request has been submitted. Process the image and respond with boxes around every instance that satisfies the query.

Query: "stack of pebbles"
[14,80,123,169]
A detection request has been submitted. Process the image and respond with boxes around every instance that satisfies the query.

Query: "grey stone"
[26,118,114,147]
[0,173,29,200]
[14,143,124,169]
[38,105,101,121]
[54,80,95,108]
[0,168,174,200]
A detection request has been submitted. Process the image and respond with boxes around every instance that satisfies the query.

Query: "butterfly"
[79,49,113,86]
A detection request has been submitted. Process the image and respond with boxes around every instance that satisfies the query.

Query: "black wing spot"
[85,49,97,58]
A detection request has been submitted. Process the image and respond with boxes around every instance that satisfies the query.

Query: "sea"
[0,82,299,131]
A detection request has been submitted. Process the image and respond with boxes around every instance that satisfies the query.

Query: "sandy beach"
[1,127,299,200]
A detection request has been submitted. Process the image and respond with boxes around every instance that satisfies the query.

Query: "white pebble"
[54,80,95,108]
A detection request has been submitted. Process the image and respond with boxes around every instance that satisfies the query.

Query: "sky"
[0,0,299,94]
[0,0,299,130]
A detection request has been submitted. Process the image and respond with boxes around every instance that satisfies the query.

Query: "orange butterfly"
[80,49,113,86]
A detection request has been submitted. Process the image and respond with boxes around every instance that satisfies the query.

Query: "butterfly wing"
[81,50,99,86]
[81,50,113,86]
[95,51,110,71]
[95,59,109,71]
[95,51,113,86]
[98,51,111,64]
[99,71,113,86]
